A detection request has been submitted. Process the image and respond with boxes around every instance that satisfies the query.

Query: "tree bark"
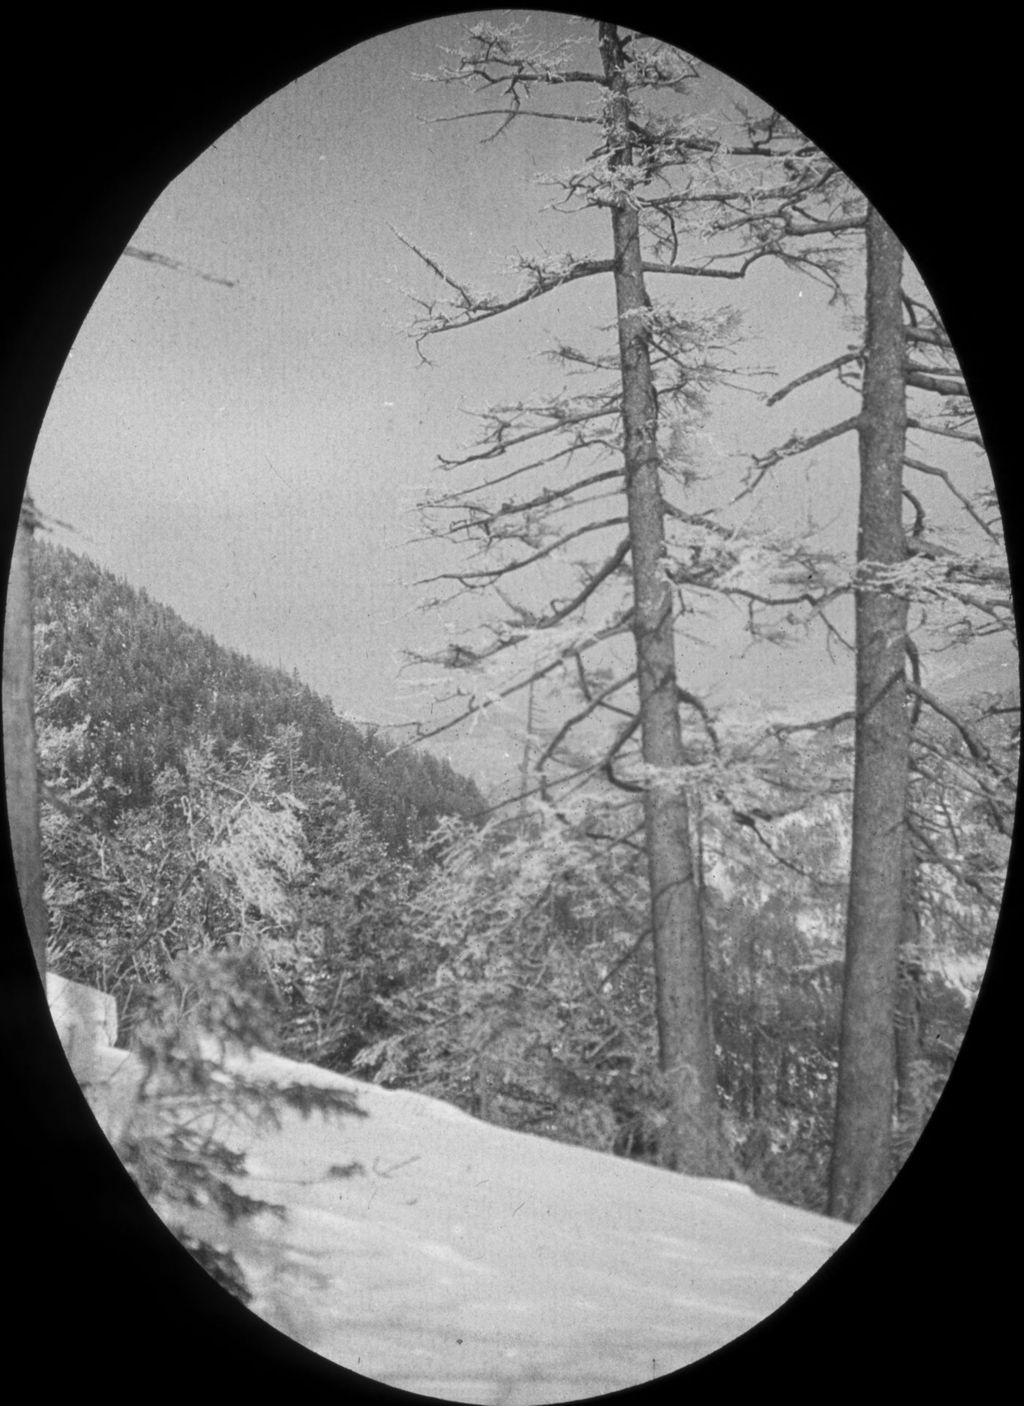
[894,835,924,1140]
[598,23,724,1176]
[3,501,48,978]
[828,208,909,1221]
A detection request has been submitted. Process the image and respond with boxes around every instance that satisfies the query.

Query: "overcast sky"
[25,11,999,794]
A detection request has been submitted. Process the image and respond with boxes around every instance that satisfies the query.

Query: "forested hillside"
[31,536,486,1067]
[32,538,483,846]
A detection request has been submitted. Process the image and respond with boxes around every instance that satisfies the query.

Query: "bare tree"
[394,18,810,1173]
[597,22,720,1174]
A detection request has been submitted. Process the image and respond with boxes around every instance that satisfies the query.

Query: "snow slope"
[50,974,851,1405]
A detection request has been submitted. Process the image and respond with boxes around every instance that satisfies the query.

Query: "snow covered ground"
[50,973,852,1405]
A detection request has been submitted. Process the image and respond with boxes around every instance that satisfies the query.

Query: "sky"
[25,11,1002,795]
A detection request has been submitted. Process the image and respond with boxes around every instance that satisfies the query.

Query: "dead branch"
[733,416,860,500]
[601,714,645,793]
[388,612,634,753]
[904,325,952,349]
[676,687,720,753]
[765,351,861,407]
[770,708,856,738]
[125,245,236,288]
[546,536,631,626]
[536,670,638,772]
[905,369,968,397]
[416,515,629,587]
[903,457,1001,541]
[436,401,619,471]
[906,684,990,763]
[906,416,985,448]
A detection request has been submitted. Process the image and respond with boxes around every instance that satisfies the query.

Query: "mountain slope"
[31,537,484,848]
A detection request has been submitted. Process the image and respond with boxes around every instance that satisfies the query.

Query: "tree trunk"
[828,208,909,1221]
[894,834,924,1145]
[598,23,724,1177]
[3,500,48,977]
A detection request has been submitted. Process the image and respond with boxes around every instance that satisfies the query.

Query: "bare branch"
[906,818,996,901]
[639,255,772,281]
[906,416,984,448]
[422,107,600,131]
[436,401,619,471]
[906,369,968,397]
[906,684,991,763]
[536,669,638,771]
[602,714,645,793]
[765,351,861,407]
[434,434,614,503]
[903,457,1001,541]
[904,325,952,349]
[125,245,236,288]
[416,515,629,586]
[485,470,623,525]
[734,416,860,500]
[389,613,634,753]
[770,708,855,738]
[546,536,631,626]
[425,535,632,674]
[676,687,720,753]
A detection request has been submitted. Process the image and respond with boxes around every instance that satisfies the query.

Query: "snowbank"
[47,972,851,1404]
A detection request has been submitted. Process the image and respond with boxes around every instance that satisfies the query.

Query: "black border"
[2,9,1017,1400]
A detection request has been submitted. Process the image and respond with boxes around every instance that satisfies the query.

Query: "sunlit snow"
[50,972,851,1405]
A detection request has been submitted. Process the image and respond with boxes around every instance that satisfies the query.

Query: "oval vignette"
[2,10,1018,1406]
